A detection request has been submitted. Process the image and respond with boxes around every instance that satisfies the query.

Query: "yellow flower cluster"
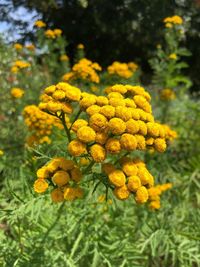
[23,105,64,145]
[34,20,46,28]
[11,60,31,73]
[10,88,24,99]
[62,58,102,83]
[107,61,138,79]
[60,54,69,61]
[148,183,172,209]
[67,84,170,161]
[34,158,83,202]
[169,53,177,60]
[163,15,183,28]
[45,29,62,39]
[162,124,178,141]
[160,88,176,100]
[102,157,154,203]
[39,82,81,114]
[77,44,84,49]
[14,43,23,51]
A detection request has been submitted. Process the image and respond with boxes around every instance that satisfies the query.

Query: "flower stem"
[60,112,71,142]
[83,160,95,174]
[69,108,82,130]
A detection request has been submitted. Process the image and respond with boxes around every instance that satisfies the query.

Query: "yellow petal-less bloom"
[90,144,106,162]
[11,88,24,99]
[127,176,141,192]
[86,105,101,116]
[0,150,4,156]
[154,138,167,152]
[70,167,82,182]
[14,43,23,50]
[37,167,49,179]
[108,170,126,187]
[122,161,138,176]
[54,29,62,36]
[68,139,87,156]
[77,126,96,143]
[99,105,115,119]
[114,185,130,200]
[120,134,137,151]
[60,54,69,61]
[105,138,121,154]
[77,43,84,49]
[160,88,176,100]
[169,53,177,60]
[34,179,49,193]
[51,188,64,202]
[126,119,139,134]
[45,29,55,38]
[72,119,88,132]
[163,15,183,25]
[95,131,108,145]
[52,170,70,186]
[135,186,149,203]
[108,118,126,135]
[34,20,46,28]
[89,113,108,132]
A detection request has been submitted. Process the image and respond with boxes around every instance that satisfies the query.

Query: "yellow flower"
[105,138,121,154]
[169,53,177,60]
[11,88,24,99]
[60,54,69,61]
[163,15,183,25]
[68,139,87,156]
[45,29,55,38]
[77,126,96,143]
[108,118,126,135]
[107,61,134,79]
[121,160,138,176]
[126,119,139,134]
[127,176,141,192]
[137,168,154,186]
[160,89,176,100]
[14,43,23,50]
[90,144,106,162]
[89,113,108,132]
[70,167,82,182]
[0,150,4,156]
[34,20,46,28]
[34,179,49,193]
[114,185,130,200]
[79,158,90,166]
[135,186,149,204]
[64,187,83,200]
[51,188,64,202]
[36,167,49,179]
[115,106,132,121]
[54,29,62,36]
[120,134,137,151]
[149,200,161,209]
[95,131,108,145]
[86,105,101,116]
[108,170,126,187]
[77,43,84,49]
[96,96,109,106]
[72,119,88,132]
[52,170,70,186]
[99,105,115,119]
[154,138,167,152]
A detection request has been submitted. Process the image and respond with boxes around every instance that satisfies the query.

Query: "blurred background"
[1,0,200,91]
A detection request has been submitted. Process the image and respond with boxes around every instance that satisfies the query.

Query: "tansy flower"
[108,170,126,187]
[77,43,84,49]
[68,139,87,156]
[34,179,49,193]
[14,43,23,50]
[114,185,130,200]
[34,20,46,28]
[0,150,4,156]
[169,53,177,60]
[90,144,106,162]
[135,186,149,203]
[60,54,69,61]
[160,88,176,100]
[51,188,64,202]
[11,88,24,99]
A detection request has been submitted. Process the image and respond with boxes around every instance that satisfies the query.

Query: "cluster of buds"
[148,183,172,209]
[62,58,102,84]
[34,158,83,202]
[107,61,138,79]
[10,87,24,99]
[44,29,62,39]
[23,105,64,145]
[11,60,31,73]
[163,15,183,28]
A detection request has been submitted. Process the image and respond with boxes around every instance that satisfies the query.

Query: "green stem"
[60,112,71,142]
[69,108,82,130]
[83,160,95,174]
